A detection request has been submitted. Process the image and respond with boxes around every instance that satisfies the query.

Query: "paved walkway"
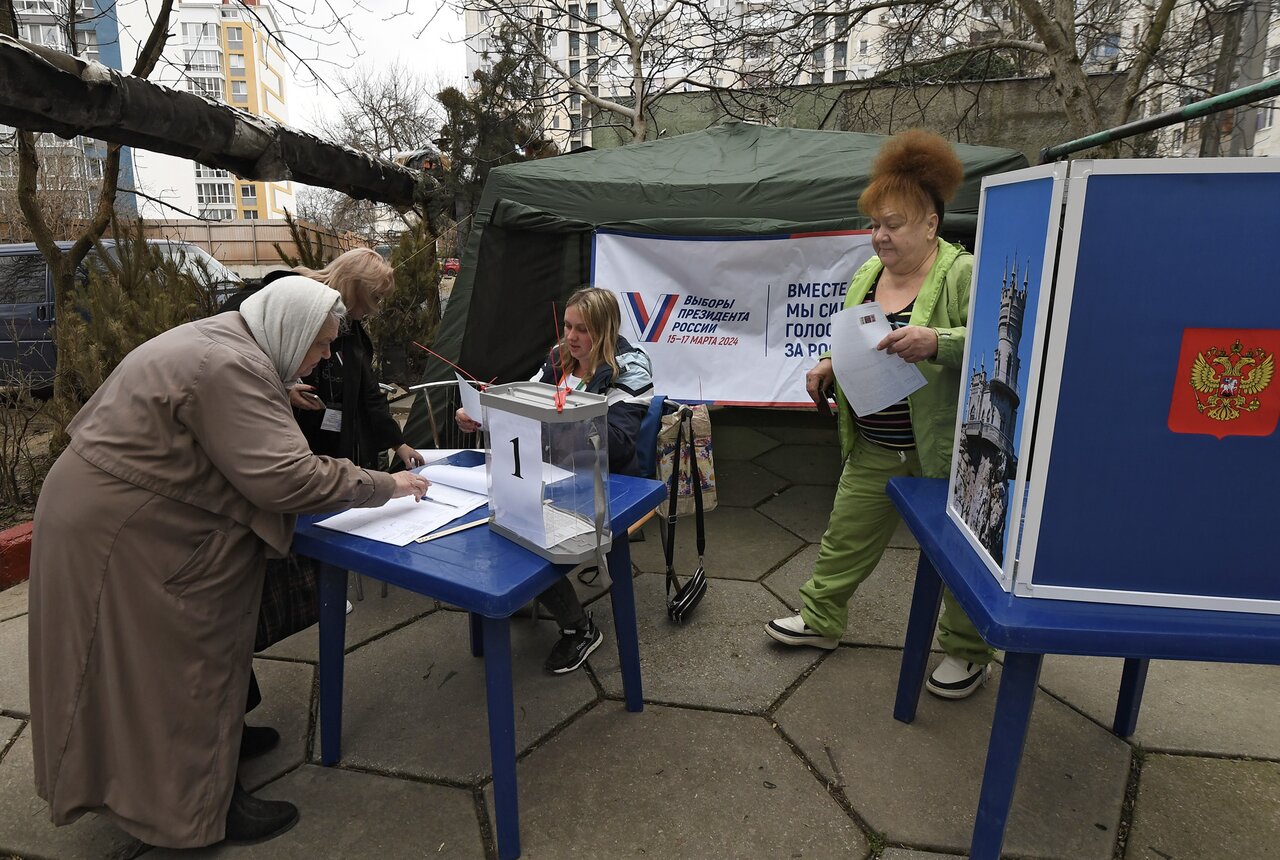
[2,407,1278,859]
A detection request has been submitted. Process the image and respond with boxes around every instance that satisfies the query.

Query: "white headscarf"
[239,275,344,382]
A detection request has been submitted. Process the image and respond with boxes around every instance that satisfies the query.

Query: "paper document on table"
[414,447,483,466]
[543,505,595,546]
[314,478,487,546]
[830,302,927,417]
[457,373,484,427]
[420,463,488,495]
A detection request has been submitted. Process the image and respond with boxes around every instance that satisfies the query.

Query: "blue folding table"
[888,477,1280,860]
[293,473,667,860]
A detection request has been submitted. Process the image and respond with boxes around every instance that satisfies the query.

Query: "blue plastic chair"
[634,394,667,480]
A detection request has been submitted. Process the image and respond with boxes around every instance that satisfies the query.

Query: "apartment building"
[116,0,295,220]
[2,0,138,218]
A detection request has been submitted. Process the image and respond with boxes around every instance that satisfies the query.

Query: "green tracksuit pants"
[799,434,993,664]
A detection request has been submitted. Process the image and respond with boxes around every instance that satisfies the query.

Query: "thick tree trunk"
[0,35,425,208]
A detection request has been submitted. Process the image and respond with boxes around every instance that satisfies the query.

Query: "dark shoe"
[224,780,299,844]
[544,615,603,675]
[239,724,280,760]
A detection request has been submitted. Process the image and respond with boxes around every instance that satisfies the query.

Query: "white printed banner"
[592,230,875,405]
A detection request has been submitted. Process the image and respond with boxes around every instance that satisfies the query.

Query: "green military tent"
[403,121,1026,447]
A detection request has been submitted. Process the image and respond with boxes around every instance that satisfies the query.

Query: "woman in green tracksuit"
[765,129,994,699]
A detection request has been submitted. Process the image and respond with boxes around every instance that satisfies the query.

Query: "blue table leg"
[605,538,644,712]
[893,553,945,725]
[317,563,347,766]
[481,616,520,860]
[971,650,1043,860]
[1112,657,1149,738]
[469,612,483,658]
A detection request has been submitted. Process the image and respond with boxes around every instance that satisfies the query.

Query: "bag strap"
[665,407,706,595]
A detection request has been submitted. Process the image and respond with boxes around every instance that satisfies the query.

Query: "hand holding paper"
[829,302,927,417]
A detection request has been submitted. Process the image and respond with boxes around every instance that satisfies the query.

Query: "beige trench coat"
[28,313,396,848]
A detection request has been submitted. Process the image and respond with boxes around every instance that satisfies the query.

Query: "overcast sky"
[284,2,469,134]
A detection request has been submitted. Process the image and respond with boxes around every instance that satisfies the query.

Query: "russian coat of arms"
[1189,340,1274,421]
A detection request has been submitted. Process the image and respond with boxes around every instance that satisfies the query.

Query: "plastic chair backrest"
[635,395,667,479]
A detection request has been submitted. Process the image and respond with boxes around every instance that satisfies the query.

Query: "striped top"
[853,281,917,450]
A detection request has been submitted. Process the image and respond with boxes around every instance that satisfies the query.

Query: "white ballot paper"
[456,373,484,427]
[314,469,487,546]
[829,302,927,417]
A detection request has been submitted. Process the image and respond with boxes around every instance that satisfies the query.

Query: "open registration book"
[313,449,589,547]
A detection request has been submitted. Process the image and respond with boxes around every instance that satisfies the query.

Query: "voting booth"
[948,158,1280,614]
[481,382,613,564]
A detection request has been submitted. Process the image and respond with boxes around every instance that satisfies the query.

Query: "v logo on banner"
[623,292,680,342]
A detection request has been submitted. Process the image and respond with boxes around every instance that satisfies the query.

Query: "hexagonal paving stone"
[758,483,837,542]
[0,614,28,717]
[1037,656,1280,759]
[628,508,804,581]
[262,579,437,662]
[0,581,26,622]
[775,649,1130,859]
[483,703,868,858]
[716,459,790,508]
[240,658,315,792]
[754,444,842,485]
[1125,755,1280,860]
[712,423,780,461]
[764,545,937,650]
[325,612,596,783]
[592,574,824,714]
[146,765,485,859]
[0,720,143,860]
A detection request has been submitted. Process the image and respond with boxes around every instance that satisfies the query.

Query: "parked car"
[0,239,241,390]
[441,257,460,276]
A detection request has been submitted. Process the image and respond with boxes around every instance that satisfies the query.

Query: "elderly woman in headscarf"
[27,277,429,849]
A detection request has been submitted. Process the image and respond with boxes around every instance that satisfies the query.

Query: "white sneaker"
[925,655,990,699]
[345,600,354,616]
[765,614,838,650]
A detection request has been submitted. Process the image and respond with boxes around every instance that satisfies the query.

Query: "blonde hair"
[561,287,621,379]
[295,247,394,318]
[858,129,965,225]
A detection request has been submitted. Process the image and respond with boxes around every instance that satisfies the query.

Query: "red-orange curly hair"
[858,129,965,225]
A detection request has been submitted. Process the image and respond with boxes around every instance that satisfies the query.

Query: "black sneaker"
[544,616,604,674]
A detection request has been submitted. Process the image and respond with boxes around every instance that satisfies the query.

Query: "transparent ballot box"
[480,381,612,564]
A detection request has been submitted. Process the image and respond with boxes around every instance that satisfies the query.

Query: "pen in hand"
[419,494,457,508]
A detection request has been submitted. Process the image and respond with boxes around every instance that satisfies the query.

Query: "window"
[569,114,581,133]
[1258,100,1275,131]
[859,38,869,55]
[229,53,245,75]
[0,254,48,305]
[244,210,259,220]
[835,14,848,34]
[1269,47,1280,76]
[75,30,99,63]
[834,42,846,66]
[810,71,823,84]
[182,22,218,45]
[587,31,598,53]
[586,2,598,19]
[197,182,234,205]
[570,93,580,108]
[187,77,224,100]
[231,80,248,103]
[226,26,244,51]
[569,137,581,150]
[195,164,230,178]
[551,115,560,129]
[570,59,580,77]
[811,46,824,69]
[220,7,240,18]
[19,23,67,51]
[240,184,257,204]
[812,14,825,37]
[569,32,579,53]
[184,50,221,73]
[833,69,847,83]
